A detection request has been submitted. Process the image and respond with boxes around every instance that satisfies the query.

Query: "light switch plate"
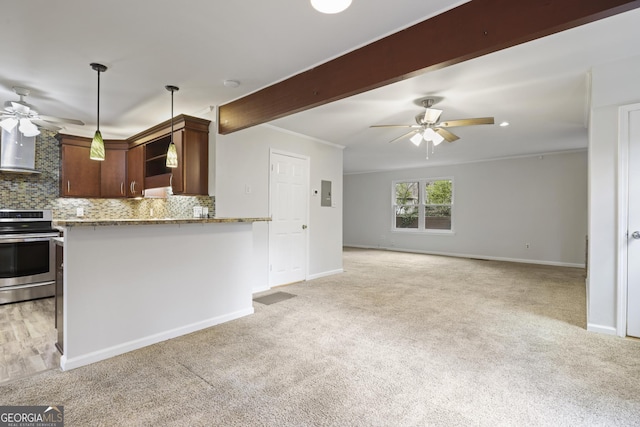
[193,206,203,218]
[76,207,84,217]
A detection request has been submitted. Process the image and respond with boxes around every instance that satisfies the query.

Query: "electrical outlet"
[76,207,84,217]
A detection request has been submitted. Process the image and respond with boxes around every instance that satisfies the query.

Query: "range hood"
[0,127,40,174]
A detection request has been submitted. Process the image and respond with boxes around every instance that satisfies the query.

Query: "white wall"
[588,54,640,334]
[344,151,587,267]
[215,125,344,291]
[62,222,254,370]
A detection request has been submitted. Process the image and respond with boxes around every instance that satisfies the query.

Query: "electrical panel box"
[321,180,332,207]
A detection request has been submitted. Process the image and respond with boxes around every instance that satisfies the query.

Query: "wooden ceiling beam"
[218,0,640,135]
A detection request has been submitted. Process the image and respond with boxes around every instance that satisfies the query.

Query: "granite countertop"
[53,217,271,227]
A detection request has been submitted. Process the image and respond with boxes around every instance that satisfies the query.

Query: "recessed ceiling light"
[223,80,240,88]
[310,0,352,14]
[499,121,510,127]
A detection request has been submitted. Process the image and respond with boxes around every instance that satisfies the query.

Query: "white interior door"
[627,108,640,338]
[269,151,309,287]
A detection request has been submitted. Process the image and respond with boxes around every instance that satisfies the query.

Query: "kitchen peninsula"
[54,217,269,371]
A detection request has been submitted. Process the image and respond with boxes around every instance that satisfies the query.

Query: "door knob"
[632,231,640,239]
[302,224,308,230]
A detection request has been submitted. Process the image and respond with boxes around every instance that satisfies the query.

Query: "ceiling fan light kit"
[410,132,423,146]
[310,0,351,14]
[423,127,444,146]
[19,118,40,137]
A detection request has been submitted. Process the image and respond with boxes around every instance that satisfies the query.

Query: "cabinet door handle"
[121,182,124,195]
[67,181,70,193]
[130,181,135,194]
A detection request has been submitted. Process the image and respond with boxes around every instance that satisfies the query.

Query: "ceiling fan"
[370,98,494,147]
[0,86,84,137]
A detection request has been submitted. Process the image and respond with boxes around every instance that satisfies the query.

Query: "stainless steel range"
[0,209,59,304]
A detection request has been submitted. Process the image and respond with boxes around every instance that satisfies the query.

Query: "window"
[394,181,419,229]
[393,178,453,232]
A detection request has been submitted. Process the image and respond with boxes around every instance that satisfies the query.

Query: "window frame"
[391,177,455,234]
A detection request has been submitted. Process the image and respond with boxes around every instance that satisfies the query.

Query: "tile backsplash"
[0,130,214,219]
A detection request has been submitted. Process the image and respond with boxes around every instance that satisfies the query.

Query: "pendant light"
[89,63,107,161]
[165,85,179,168]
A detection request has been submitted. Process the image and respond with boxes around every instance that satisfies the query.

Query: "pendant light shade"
[90,130,105,160]
[89,63,107,161]
[165,85,179,168]
[166,140,178,168]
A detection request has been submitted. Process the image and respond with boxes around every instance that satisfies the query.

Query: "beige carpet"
[2,248,639,426]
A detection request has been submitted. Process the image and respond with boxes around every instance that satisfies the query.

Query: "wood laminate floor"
[0,297,59,384]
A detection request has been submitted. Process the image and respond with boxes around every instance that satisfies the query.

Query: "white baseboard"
[307,268,344,281]
[587,323,617,335]
[344,245,585,268]
[60,307,254,371]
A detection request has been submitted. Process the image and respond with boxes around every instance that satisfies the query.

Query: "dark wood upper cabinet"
[178,126,208,195]
[126,144,145,197]
[128,115,210,196]
[101,143,128,198]
[58,135,127,198]
[58,135,101,198]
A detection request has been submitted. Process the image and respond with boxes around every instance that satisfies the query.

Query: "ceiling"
[2,1,640,174]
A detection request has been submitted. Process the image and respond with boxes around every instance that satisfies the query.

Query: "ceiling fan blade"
[438,117,495,127]
[434,128,459,142]
[38,115,85,126]
[388,130,418,144]
[30,118,62,131]
[370,124,420,128]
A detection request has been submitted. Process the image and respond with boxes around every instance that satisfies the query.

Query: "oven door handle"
[2,281,55,291]
[0,233,59,242]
